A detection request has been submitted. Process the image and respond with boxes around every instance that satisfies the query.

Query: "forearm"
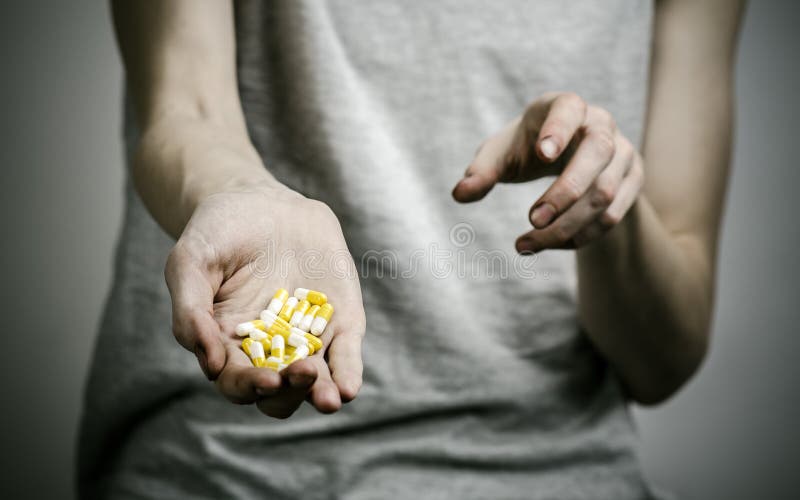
[112,0,289,238]
[575,0,743,404]
[133,115,282,238]
[576,198,713,404]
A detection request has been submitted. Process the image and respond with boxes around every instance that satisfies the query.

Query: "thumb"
[164,244,226,380]
[452,118,521,203]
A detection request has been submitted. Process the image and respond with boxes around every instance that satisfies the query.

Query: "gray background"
[0,1,797,499]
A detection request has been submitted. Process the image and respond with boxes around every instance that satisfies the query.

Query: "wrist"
[133,117,295,238]
[577,197,644,267]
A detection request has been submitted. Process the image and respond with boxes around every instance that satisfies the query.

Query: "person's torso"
[80,2,656,498]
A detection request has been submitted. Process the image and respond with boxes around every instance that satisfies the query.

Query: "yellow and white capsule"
[298,304,320,332]
[278,296,299,322]
[248,337,267,368]
[294,288,327,306]
[286,344,310,364]
[249,327,268,341]
[310,303,334,336]
[256,336,271,353]
[290,299,310,327]
[266,288,289,315]
[241,337,254,356]
[265,356,283,371]
[259,310,291,336]
[270,333,285,359]
[288,327,310,348]
[235,321,262,337]
[304,332,323,353]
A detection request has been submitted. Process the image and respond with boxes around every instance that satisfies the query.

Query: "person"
[78,0,745,498]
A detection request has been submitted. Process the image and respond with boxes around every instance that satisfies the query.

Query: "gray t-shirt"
[80,1,657,498]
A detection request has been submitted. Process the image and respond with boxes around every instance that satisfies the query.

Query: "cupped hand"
[164,186,366,418]
[452,92,644,251]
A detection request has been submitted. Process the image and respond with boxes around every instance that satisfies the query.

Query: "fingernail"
[517,238,537,254]
[531,203,556,228]
[540,137,558,160]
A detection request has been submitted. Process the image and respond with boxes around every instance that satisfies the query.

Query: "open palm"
[165,188,365,418]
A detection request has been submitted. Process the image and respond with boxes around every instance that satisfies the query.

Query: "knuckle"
[560,92,587,113]
[591,130,616,160]
[591,106,616,130]
[600,210,622,228]
[617,137,635,163]
[591,181,616,208]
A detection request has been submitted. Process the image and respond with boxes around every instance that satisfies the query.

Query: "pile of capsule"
[235,288,333,372]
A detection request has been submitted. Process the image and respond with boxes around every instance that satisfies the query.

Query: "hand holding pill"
[164,189,366,418]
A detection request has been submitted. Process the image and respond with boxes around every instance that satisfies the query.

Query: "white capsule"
[288,328,309,348]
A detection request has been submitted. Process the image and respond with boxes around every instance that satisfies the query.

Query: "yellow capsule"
[290,299,310,327]
[247,337,267,367]
[257,336,271,353]
[310,303,334,336]
[298,305,320,332]
[278,296,299,322]
[304,333,323,353]
[266,288,289,315]
[294,288,327,306]
[241,337,254,356]
[271,334,285,359]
